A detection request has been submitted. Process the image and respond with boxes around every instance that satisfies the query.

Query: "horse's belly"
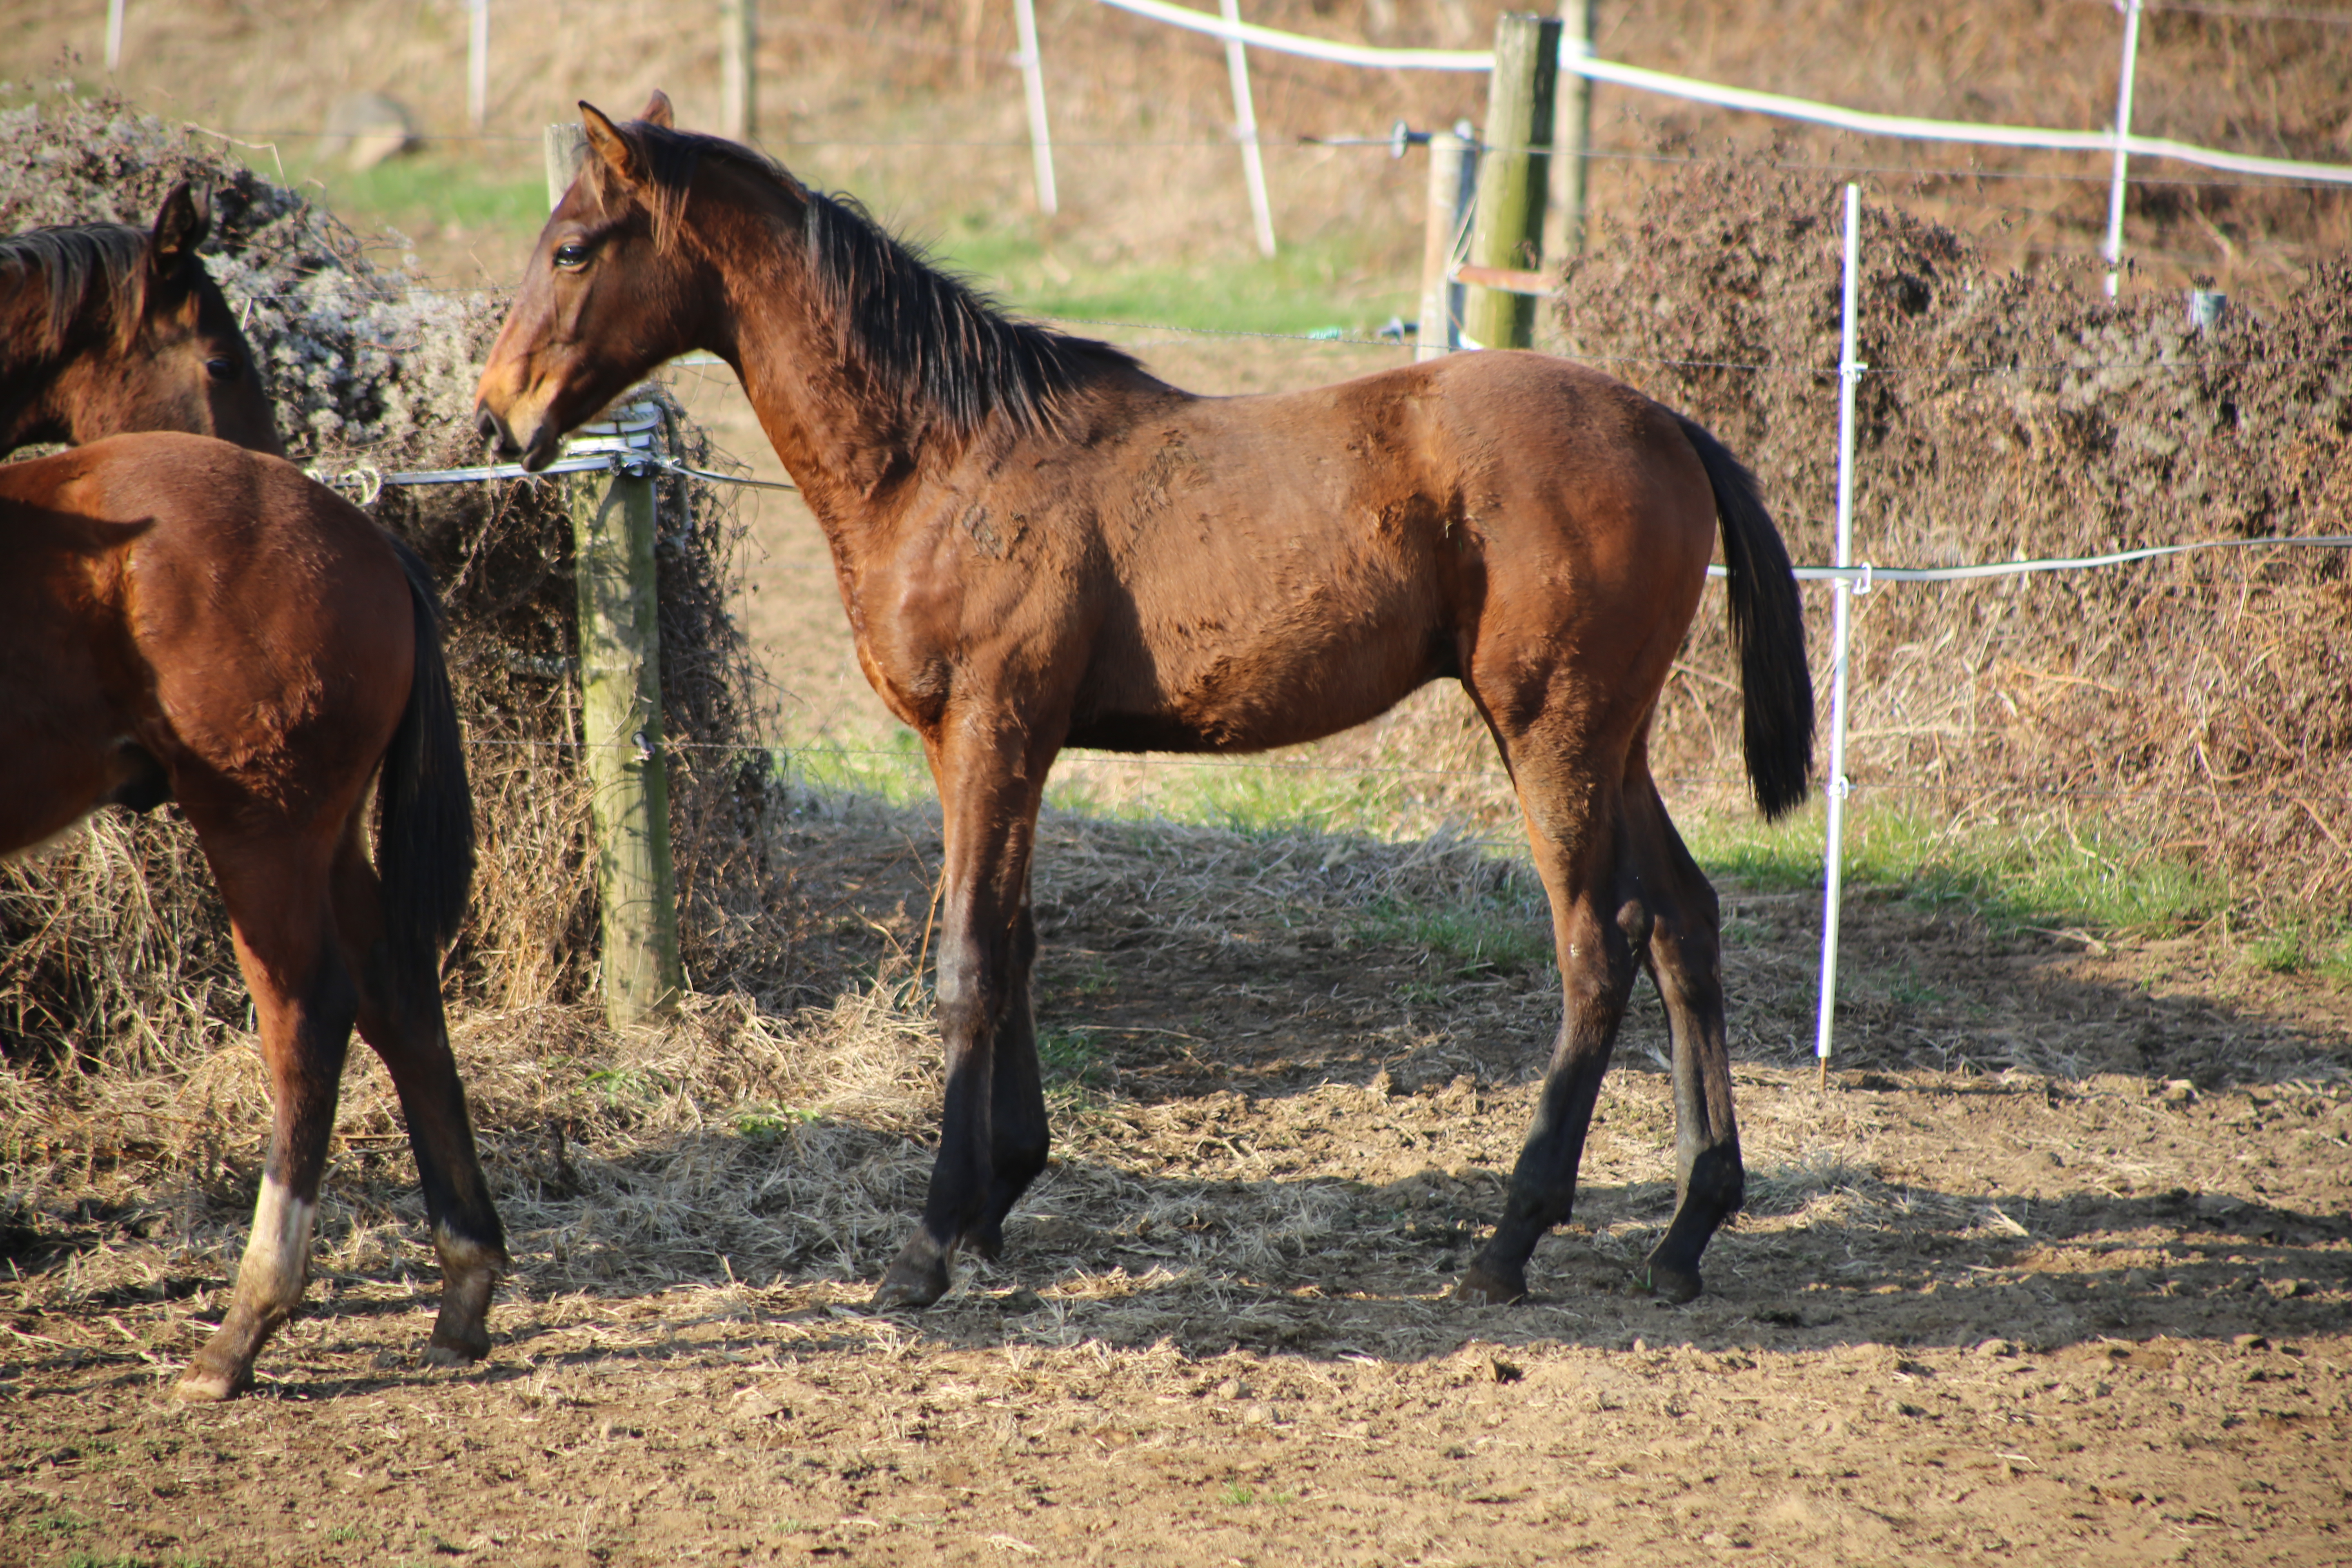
[1072,614,1454,754]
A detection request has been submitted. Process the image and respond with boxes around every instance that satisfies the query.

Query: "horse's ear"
[579,101,640,186]
[639,89,674,128]
[151,182,211,273]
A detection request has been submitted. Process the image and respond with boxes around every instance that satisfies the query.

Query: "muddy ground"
[4,344,2350,1568]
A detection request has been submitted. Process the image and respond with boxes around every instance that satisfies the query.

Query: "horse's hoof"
[172,1366,246,1403]
[871,1249,951,1312]
[422,1336,488,1368]
[1642,1258,1703,1304]
[1455,1262,1527,1305]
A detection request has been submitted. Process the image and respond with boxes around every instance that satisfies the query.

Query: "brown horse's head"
[474,91,716,470]
[0,183,282,456]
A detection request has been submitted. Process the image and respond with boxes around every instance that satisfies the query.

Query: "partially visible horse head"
[475,90,734,470]
[0,183,282,456]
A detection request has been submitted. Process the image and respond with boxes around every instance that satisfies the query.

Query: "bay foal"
[0,434,502,1397]
[476,96,1813,1310]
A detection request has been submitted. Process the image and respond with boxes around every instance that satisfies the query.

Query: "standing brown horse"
[1,183,281,456]
[477,95,1813,1311]
[0,432,503,1399]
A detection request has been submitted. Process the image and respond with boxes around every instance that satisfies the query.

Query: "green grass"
[1042,752,1429,840]
[931,215,1413,338]
[295,151,550,247]
[1361,896,1552,978]
[733,1106,824,1146]
[2241,922,2352,986]
[1679,798,2230,938]
[1037,1028,1108,1089]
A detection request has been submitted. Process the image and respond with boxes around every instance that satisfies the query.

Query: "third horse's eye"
[553,241,590,270]
[204,356,238,382]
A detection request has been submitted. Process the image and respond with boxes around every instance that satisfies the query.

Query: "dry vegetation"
[1546,158,2352,915]
[2,8,2350,1566]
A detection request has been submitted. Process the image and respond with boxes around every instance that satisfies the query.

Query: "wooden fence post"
[721,0,757,144]
[1416,123,1477,362]
[1548,0,1595,261]
[544,123,684,1025]
[105,0,126,71]
[1462,11,1561,351]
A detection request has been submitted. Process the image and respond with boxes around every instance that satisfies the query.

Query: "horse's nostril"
[474,405,511,454]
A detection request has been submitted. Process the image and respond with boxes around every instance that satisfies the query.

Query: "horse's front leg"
[873,721,1054,1311]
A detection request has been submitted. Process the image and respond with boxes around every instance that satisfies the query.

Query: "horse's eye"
[553,241,591,270]
[205,356,238,382]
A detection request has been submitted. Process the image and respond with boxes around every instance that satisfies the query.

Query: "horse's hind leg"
[1459,752,1643,1305]
[176,834,354,1401]
[1622,775,1743,1303]
[331,823,506,1364]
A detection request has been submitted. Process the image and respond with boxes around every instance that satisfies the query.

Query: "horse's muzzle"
[474,402,521,461]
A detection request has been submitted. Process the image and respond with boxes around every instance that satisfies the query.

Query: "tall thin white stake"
[468,0,490,132]
[2103,0,2145,298]
[1219,0,1277,258]
[1814,182,1863,1090]
[1012,0,1059,216]
[105,0,126,72]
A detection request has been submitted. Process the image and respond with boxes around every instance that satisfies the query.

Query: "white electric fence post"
[1012,0,1059,216]
[467,0,490,132]
[1814,181,1863,1091]
[105,0,125,71]
[1219,0,1278,258]
[2103,0,2145,298]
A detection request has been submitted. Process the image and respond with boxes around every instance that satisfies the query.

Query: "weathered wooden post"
[720,0,757,144]
[1416,122,1478,362]
[543,123,684,1025]
[1548,0,1596,261]
[1462,11,1561,351]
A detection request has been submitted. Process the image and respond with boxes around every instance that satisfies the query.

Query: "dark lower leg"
[1461,900,1636,1304]
[971,906,1048,1261]
[1634,801,1744,1303]
[344,853,506,1362]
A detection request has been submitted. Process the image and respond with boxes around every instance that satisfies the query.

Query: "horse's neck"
[722,249,938,553]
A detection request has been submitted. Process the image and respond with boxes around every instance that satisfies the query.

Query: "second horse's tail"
[1675,414,1815,820]
[375,536,477,979]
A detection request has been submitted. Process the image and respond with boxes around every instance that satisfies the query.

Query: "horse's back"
[0,434,414,833]
[1053,352,1719,752]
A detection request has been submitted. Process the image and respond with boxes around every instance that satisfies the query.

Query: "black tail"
[1675,414,1815,820]
[377,536,477,979]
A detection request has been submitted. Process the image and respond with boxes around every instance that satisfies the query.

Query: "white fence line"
[1094,0,2352,187]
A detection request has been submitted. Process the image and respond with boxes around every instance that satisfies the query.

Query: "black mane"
[613,122,1141,441]
[0,222,150,353]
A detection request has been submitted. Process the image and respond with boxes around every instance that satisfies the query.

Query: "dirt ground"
[5,345,2351,1568]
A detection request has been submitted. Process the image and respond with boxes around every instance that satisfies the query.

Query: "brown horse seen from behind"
[477,96,1814,1312]
[0,183,281,457]
[0,433,503,1398]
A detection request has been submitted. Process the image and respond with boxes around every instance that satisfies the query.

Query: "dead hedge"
[1547,156,2352,919]
[0,93,795,1066]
